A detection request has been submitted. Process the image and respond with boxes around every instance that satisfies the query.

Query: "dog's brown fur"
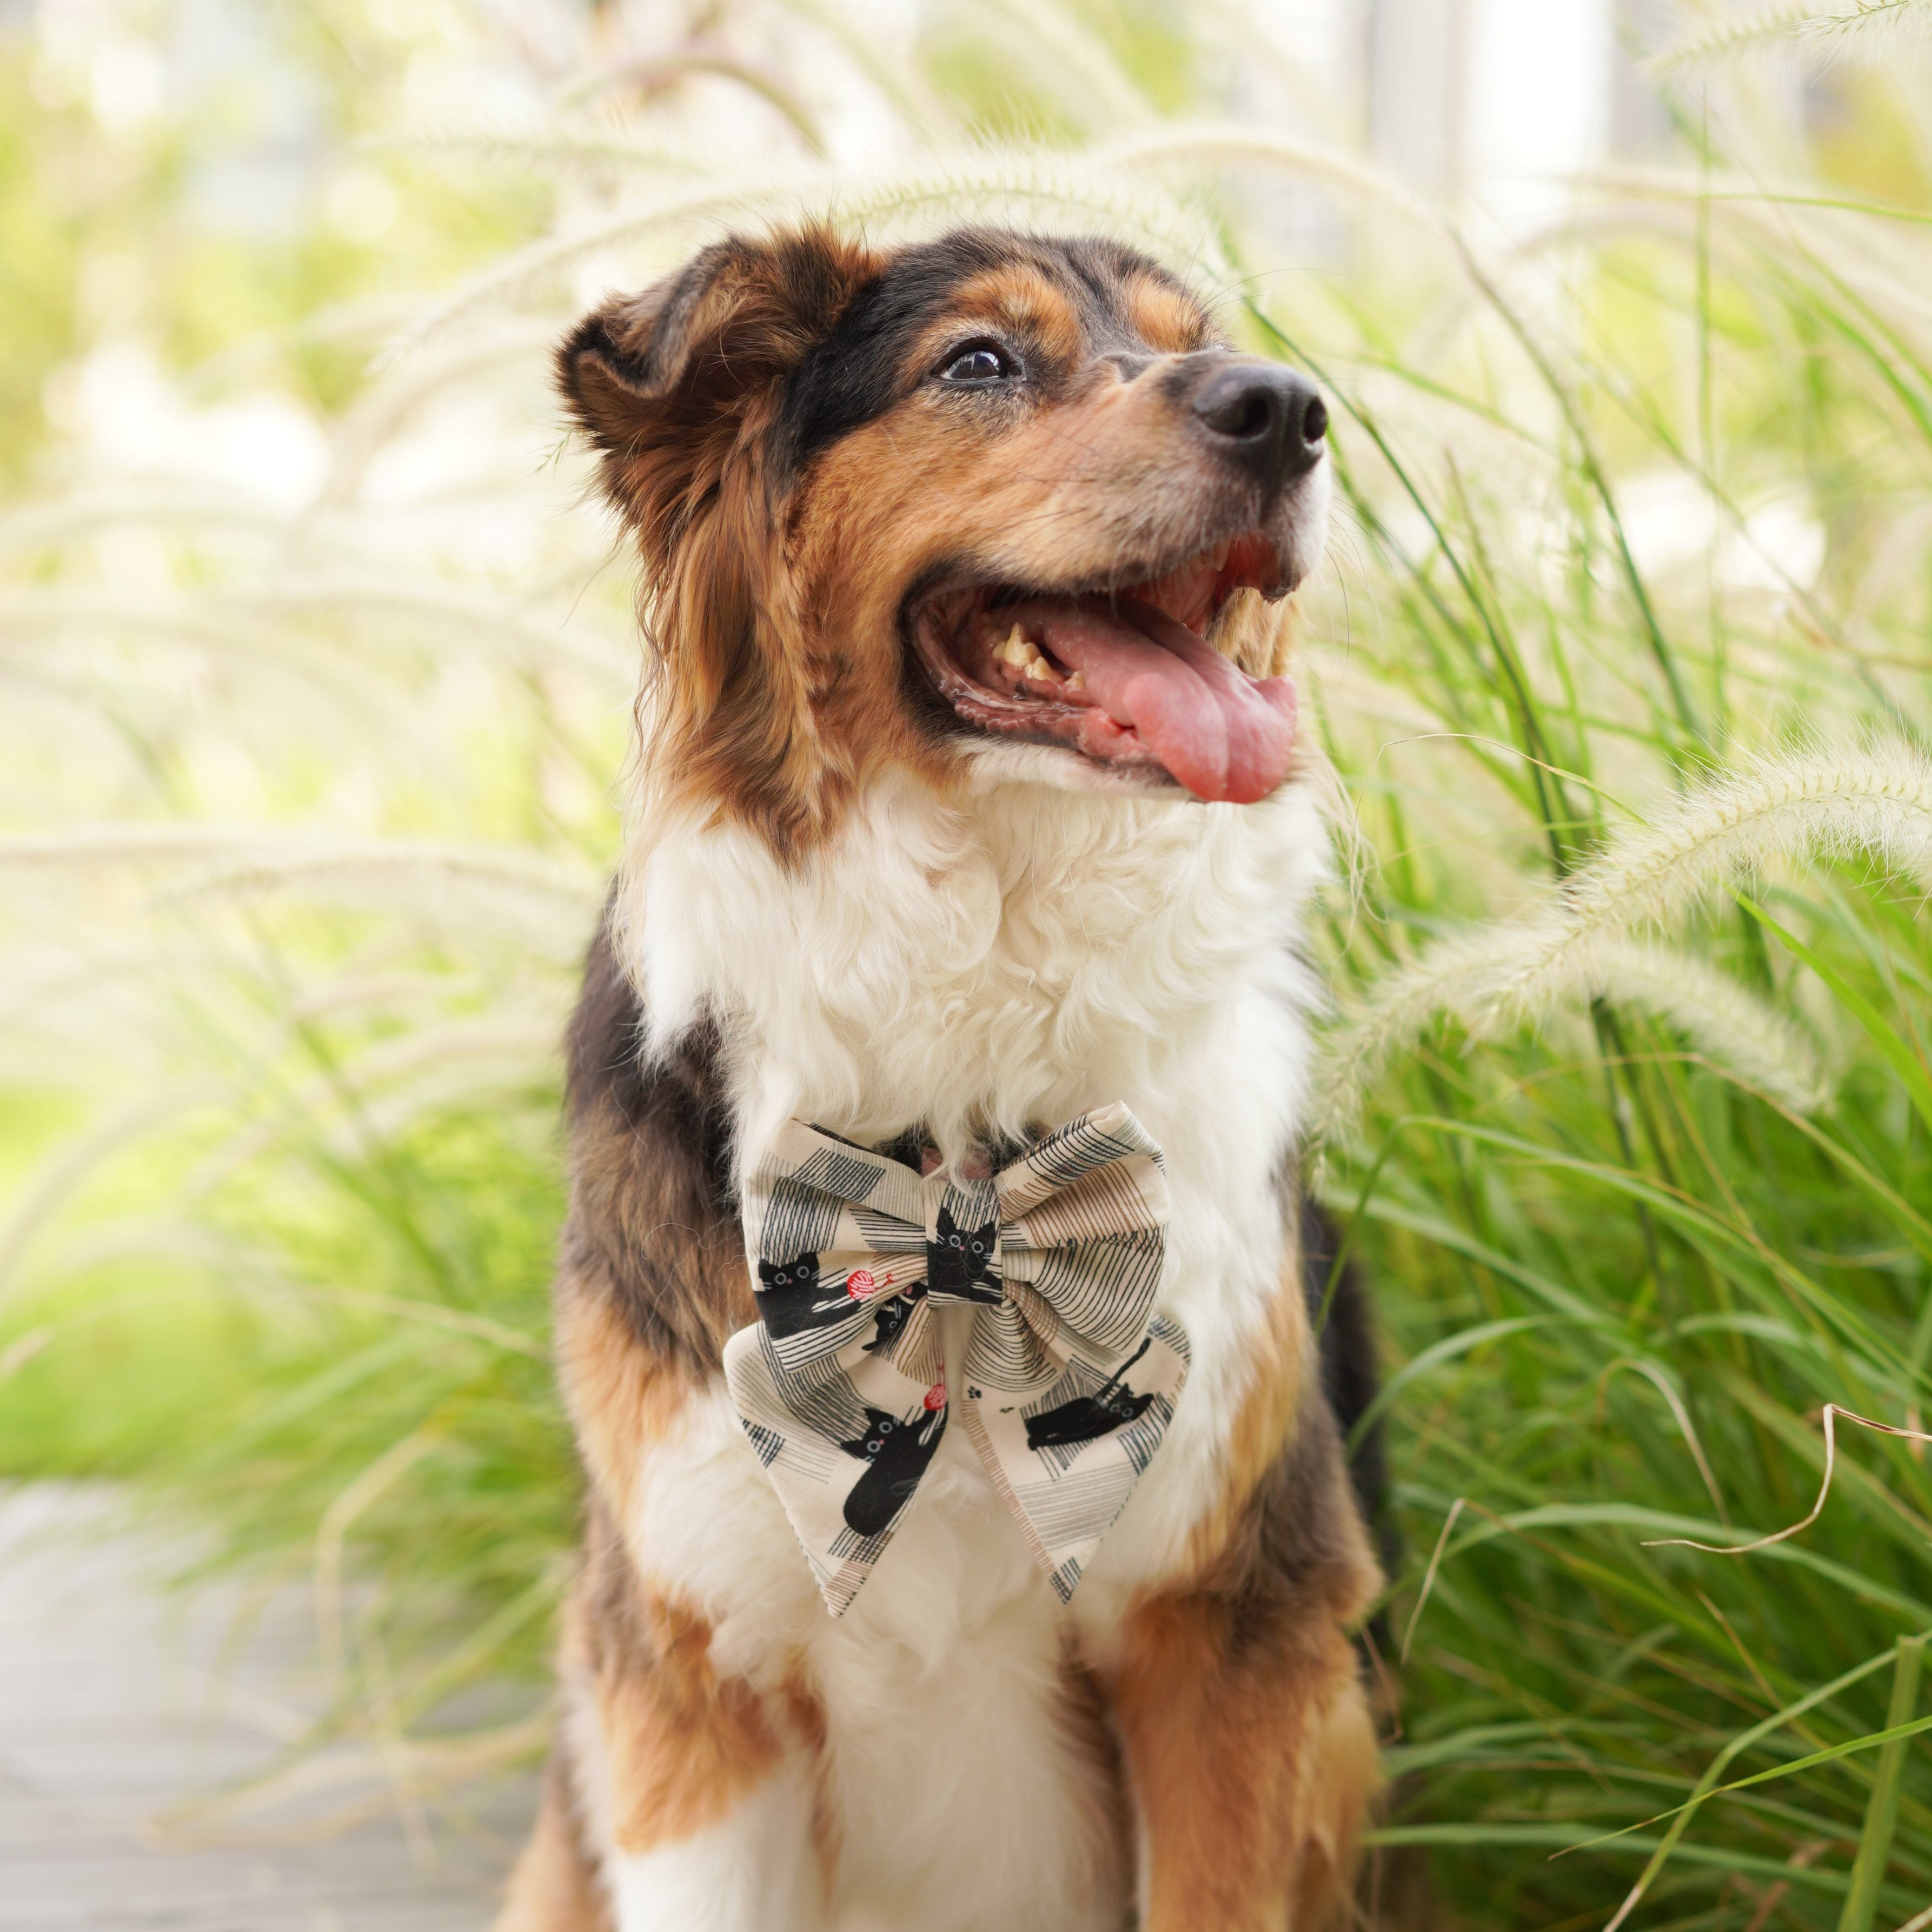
[561,225,1299,859]
[1116,1344,1384,1928]
[500,224,1385,1930]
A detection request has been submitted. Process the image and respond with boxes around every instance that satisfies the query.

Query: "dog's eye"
[937,341,1016,384]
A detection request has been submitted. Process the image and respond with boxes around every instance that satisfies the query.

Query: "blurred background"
[4,1,1932,1926]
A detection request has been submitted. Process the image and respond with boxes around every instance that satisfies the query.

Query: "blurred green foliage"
[0,2,549,478]
[0,52,80,484]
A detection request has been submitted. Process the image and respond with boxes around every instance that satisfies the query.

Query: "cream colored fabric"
[725,1105,1188,1616]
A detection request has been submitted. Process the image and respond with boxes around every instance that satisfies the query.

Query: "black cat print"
[754,1253,858,1340]
[722,1105,1190,1615]
[1023,1336,1158,1452]
[838,1400,949,1536]
[928,1202,1002,1302]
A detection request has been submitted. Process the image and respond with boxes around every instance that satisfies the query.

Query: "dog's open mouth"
[909,532,1296,804]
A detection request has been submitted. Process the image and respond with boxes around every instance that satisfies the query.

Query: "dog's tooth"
[1210,540,1231,571]
[1024,652,1064,685]
[997,623,1033,668]
[1064,669,1086,694]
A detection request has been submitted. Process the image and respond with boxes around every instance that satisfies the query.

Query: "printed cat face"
[845,1409,903,1459]
[755,1250,856,1341]
[861,1294,914,1356]
[1023,1382,1156,1452]
[758,1253,819,1294]
[838,1403,947,1537]
[1023,1335,1159,1452]
[929,1201,1000,1301]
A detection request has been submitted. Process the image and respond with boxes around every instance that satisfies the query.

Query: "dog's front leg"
[599,1755,822,1932]
[552,1561,827,1932]
[1108,1403,1383,1931]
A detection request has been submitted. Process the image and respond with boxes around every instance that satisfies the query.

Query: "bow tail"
[959,1304,1192,1605]
[723,1294,949,1617]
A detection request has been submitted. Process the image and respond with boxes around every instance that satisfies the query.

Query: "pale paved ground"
[0,1486,539,1931]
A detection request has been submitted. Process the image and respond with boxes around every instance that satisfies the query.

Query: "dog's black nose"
[1190,363,1327,492]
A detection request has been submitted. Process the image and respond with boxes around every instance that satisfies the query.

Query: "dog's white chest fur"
[606,775,1327,1931]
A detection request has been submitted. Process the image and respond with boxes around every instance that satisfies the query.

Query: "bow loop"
[725,1107,1189,1616]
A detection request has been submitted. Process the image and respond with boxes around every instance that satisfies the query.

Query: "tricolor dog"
[495,224,1387,1932]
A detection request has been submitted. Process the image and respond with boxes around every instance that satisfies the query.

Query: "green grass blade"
[1838,1634,1928,1932]
[1738,895,1932,1140]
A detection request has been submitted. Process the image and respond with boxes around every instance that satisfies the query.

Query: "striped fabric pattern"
[723,1104,1189,1615]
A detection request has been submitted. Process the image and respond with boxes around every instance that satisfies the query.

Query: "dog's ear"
[559,225,878,856]
[557,226,874,561]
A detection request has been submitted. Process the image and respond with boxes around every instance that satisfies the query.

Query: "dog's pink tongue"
[1037,597,1296,803]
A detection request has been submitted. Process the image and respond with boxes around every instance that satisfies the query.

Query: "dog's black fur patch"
[1300,1194,1398,1657]
[772,229,1199,482]
[558,905,743,1379]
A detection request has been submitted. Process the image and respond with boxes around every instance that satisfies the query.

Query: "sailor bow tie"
[723,1104,1190,1616]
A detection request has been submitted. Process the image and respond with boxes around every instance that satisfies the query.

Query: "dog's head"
[561,224,1330,855]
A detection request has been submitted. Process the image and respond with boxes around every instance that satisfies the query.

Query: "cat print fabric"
[927,1201,1003,1302]
[838,1402,950,1536]
[723,1105,1189,1615]
[754,1253,853,1340]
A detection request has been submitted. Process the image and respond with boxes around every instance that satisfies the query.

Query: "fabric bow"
[724,1104,1189,1616]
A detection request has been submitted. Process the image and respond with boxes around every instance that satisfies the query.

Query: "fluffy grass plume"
[1317,742,1932,1133]
[1652,0,1932,71]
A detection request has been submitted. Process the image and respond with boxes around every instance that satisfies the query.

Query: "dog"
[494,224,1387,1932]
